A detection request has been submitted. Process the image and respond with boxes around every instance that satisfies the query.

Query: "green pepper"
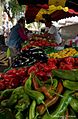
[24,74,44,105]
[29,100,36,119]
[15,111,24,119]
[63,80,78,91]
[25,88,44,104]
[52,79,58,89]
[7,86,25,106]
[42,90,73,119]
[73,92,78,99]
[1,99,10,107]
[68,107,77,119]
[24,73,32,90]
[15,96,30,112]
[0,89,14,100]
[11,86,25,99]
[52,69,78,81]
[70,97,78,112]
[1,94,17,107]
[0,107,15,119]
[1,86,26,107]
[37,82,63,115]
[35,76,43,87]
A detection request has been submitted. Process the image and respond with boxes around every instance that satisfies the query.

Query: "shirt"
[6,23,28,50]
[45,25,62,44]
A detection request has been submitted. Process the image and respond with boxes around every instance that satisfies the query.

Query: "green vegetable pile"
[0,70,78,119]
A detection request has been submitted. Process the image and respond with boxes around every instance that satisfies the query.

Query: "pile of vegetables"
[22,39,57,50]
[0,38,78,118]
[0,57,78,91]
[12,47,48,68]
[48,47,78,58]
[0,70,78,119]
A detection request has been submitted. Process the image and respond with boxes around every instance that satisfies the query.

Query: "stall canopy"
[17,0,78,23]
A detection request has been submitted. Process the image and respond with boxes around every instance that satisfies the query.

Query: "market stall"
[0,0,78,119]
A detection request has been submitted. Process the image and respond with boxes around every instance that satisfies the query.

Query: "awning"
[17,0,78,11]
[17,0,78,23]
[25,5,78,23]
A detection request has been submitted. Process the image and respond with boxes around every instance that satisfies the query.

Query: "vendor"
[34,14,62,44]
[42,14,62,45]
[6,17,29,57]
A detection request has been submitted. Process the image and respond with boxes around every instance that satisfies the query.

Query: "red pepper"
[8,73,17,78]
[48,58,57,64]
[6,68,17,74]
[0,80,5,90]
[75,58,78,65]
[3,74,12,81]
[36,71,46,77]
[18,70,26,77]
[74,66,78,69]
[9,78,19,88]
[22,77,28,85]
[44,65,51,72]
[0,73,3,78]
[32,77,39,90]
[64,57,75,65]
[28,66,37,74]
[59,62,73,70]
[65,110,69,119]
[37,82,63,115]
[40,86,52,99]
[37,63,46,70]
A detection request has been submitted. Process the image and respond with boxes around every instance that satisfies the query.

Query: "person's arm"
[18,28,28,41]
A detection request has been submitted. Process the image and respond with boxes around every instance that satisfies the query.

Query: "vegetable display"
[0,38,78,118]
[12,47,48,68]
[0,70,78,119]
[22,39,57,51]
[48,47,78,58]
[0,57,78,91]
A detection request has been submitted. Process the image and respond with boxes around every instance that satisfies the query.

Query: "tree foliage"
[9,0,25,17]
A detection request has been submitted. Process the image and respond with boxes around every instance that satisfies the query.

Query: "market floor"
[0,45,9,72]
